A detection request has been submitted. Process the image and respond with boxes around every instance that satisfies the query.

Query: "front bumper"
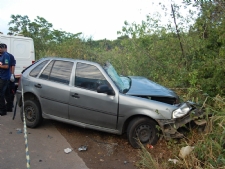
[157,101,206,139]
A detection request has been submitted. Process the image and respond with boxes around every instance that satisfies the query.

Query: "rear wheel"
[20,100,42,128]
[127,117,159,148]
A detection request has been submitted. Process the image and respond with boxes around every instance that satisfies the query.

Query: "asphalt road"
[0,104,89,169]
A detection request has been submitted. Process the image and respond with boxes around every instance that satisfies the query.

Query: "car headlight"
[172,103,192,118]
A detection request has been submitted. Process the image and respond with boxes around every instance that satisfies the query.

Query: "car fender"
[116,94,176,131]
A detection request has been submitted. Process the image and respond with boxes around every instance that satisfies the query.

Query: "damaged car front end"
[103,62,207,148]
[157,101,206,140]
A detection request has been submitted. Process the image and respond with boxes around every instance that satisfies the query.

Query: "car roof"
[39,57,102,67]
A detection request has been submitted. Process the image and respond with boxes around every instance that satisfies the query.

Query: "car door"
[69,62,118,129]
[35,59,73,119]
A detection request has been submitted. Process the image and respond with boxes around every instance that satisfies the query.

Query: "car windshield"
[103,62,131,93]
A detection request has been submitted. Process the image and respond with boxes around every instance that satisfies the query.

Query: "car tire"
[127,117,159,148]
[20,100,42,128]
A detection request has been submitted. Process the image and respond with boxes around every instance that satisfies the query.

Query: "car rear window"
[39,60,73,85]
[29,60,49,77]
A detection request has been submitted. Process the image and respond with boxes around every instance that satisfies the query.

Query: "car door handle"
[34,84,42,88]
[71,93,80,98]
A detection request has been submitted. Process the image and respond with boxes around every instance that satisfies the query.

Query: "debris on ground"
[168,158,179,164]
[64,148,73,154]
[124,161,129,164]
[146,144,154,149]
[179,146,194,159]
[47,135,53,139]
[16,128,23,133]
[78,145,88,151]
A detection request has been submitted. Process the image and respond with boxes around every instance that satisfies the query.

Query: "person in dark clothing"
[1,44,16,112]
[0,44,11,116]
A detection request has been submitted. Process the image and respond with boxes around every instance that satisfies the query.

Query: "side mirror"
[97,85,115,95]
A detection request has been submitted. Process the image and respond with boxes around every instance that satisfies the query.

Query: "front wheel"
[20,100,42,128]
[127,117,159,148]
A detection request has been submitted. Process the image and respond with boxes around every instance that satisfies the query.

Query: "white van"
[0,33,35,85]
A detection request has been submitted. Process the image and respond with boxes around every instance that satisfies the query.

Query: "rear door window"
[39,61,54,80]
[39,60,73,85]
[29,60,49,77]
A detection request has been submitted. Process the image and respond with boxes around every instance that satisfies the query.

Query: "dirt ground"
[51,120,175,169]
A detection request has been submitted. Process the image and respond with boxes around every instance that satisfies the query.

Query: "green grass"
[136,93,225,169]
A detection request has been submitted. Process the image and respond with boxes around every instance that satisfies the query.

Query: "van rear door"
[10,37,35,77]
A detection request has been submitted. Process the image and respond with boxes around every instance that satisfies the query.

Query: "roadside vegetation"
[137,93,225,169]
[6,0,225,168]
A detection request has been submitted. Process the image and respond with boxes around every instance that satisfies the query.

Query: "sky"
[0,0,191,40]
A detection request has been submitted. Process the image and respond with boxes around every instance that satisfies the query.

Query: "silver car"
[16,57,206,148]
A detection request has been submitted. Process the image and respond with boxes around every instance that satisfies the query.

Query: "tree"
[8,15,82,59]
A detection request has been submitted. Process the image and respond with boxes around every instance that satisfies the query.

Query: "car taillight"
[32,60,35,64]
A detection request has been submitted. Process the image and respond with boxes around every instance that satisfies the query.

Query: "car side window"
[40,60,73,85]
[75,62,108,91]
[39,61,54,80]
[29,60,49,77]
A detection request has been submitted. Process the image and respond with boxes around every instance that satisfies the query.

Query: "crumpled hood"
[126,76,178,98]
